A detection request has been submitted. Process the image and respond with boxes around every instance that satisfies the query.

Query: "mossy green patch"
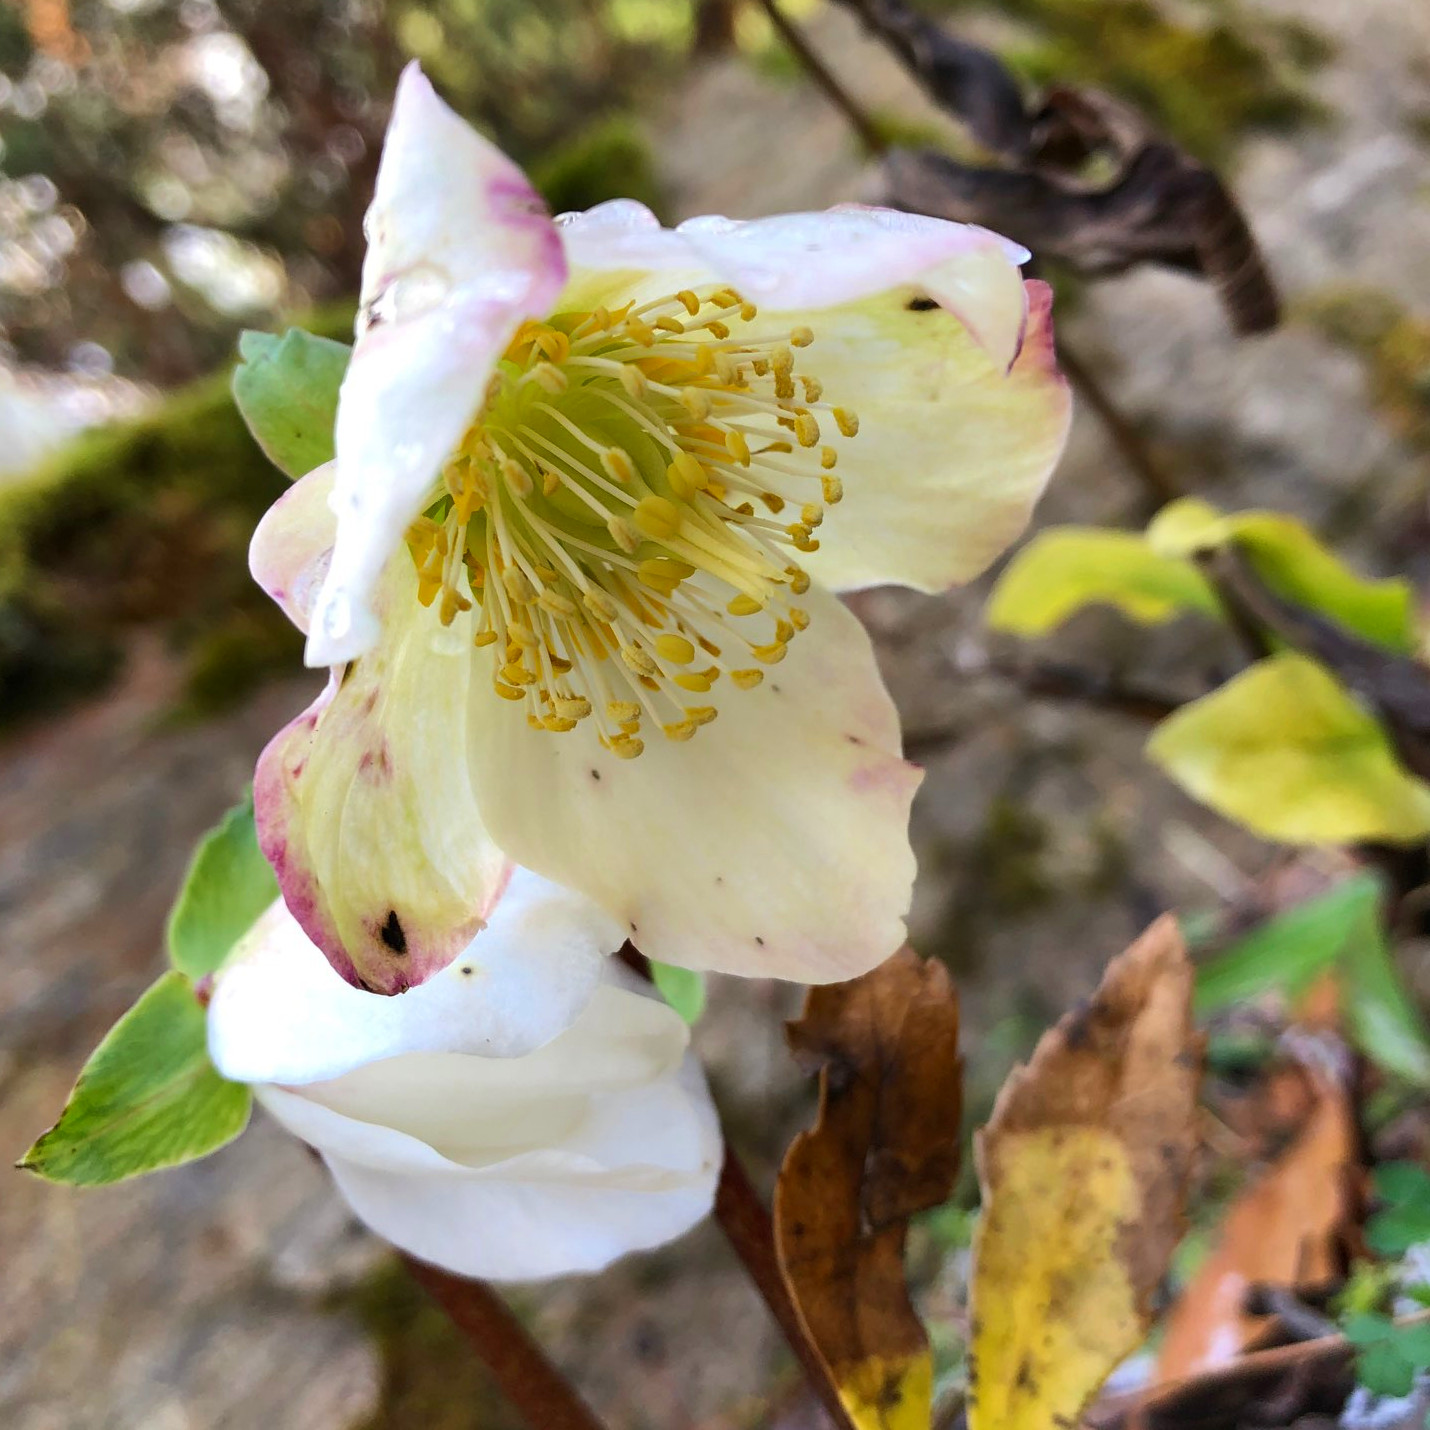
[531,113,666,220]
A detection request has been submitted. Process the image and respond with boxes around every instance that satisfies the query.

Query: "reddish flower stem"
[402,1254,608,1430]
[714,1147,859,1430]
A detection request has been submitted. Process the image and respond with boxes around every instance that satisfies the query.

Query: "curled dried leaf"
[774,947,962,1430]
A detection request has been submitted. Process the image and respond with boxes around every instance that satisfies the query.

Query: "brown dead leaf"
[1155,1067,1360,1381]
[774,947,962,1430]
[967,915,1201,1430]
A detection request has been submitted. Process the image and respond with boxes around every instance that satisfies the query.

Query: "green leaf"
[166,795,279,981]
[232,327,350,480]
[650,960,707,1024]
[1345,1313,1430,1398]
[19,972,251,1185]
[1194,872,1380,1016]
[1147,653,1430,844]
[1342,905,1430,1089]
[985,527,1220,636]
[1148,498,1415,654]
[1367,1162,1430,1256]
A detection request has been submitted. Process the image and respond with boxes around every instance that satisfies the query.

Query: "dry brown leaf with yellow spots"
[967,915,1200,1430]
[774,947,962,1430]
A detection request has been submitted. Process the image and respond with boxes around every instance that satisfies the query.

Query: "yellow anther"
[533,329,570,364]
[639,556,694,589]
[501,456,534,498]
[774,619,795,644]
[607,516,641,554]
[655,315,685,334]
[540,714,576,732]
[697,634,723,656]
[714,352,741,384]
[633,495,682,540]
[624,317,656,346]
[787,566,811,594]
[712,287,742,307]
[801,503,823,528]
[739,302,758,322]
[705,319,730,340]
[502,567,536,604]
[663,719,698,742]
[585,588,620,622]
[542,467,562,496]
[833,406,859,438]
[734,501,755,517]
[620,716,643,733]
[508,622,540,649]
[473,629,499,648]
[793,411,820,447]
[725,429,751,466]
[610,734,645,760]
[538,590,578,618]
[655,634,697,665]
[501,662,537,686]
[775,372,795,401]
[727,593,763,617]
[790,325,814,347]
[821,474,843,503]
[675,671,715,692]
[731,668,764,690]
[439,588,472,625]
[772,346,794,378]
[555,695,592,720]
[761,491,786,514]
[677,289,700,316]
[793,531,821,552]
[617,364,648,399]
[666,452,709,498]
[530,361,568,394]
[607,700,641,724]
[680,388,712,421]
[601,447,636,485]
[687,705,718,726]
[790,606,811,631]
[752,640,788,664]
[620,644,659,678]
[493,681,525,702]
[800,375,824,401]
[548,655,573,674]
[751,357,769,376]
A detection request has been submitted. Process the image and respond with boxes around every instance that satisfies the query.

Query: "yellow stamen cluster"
[404,285,858,757]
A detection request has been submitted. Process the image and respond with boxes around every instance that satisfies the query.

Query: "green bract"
[233,328,350,480]
[650,960,707,1025]
[167,794,279,980]
[1147,653,1430,845]
[19,972,251,1185]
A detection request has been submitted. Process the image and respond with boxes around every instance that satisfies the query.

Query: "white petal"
[798,279,1070,592]
[252,980,721,1281]
[310,63,568,667]
[249,462,336,635]
[207,871,620,1085]
[559,201,1029,366]
[467,582,922,982]
[255,553,511,994]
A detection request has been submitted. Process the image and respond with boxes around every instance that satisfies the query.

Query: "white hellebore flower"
[208,874,721,1281]
[253,62,1071,994]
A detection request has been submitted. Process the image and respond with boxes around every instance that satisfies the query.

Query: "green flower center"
[406,285,857,758]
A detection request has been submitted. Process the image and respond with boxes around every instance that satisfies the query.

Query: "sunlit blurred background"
[4,0,1429,1425]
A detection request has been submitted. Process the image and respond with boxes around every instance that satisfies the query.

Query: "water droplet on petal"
[320,590,353,642]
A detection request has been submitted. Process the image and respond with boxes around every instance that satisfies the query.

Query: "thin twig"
[1057,340,1184,510]
[402,1255,608,1430]
[714,1148,859,1430]
[753,0,887,154]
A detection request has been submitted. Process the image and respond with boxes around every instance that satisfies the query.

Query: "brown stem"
[1057,341,1184,510]
[401,1255,608,1430]
[753,0,888,155]
[714,1148,859,1430]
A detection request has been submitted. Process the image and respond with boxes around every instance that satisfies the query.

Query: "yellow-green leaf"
[19,972,251,1185]
[968,917,1199,1430]
[1148,499,1415,653]
[1147,653,1430,844]
[986,527,1219,636]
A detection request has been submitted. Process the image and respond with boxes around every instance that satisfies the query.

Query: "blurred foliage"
[926,0,1328,165]
[0,0,683,385]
